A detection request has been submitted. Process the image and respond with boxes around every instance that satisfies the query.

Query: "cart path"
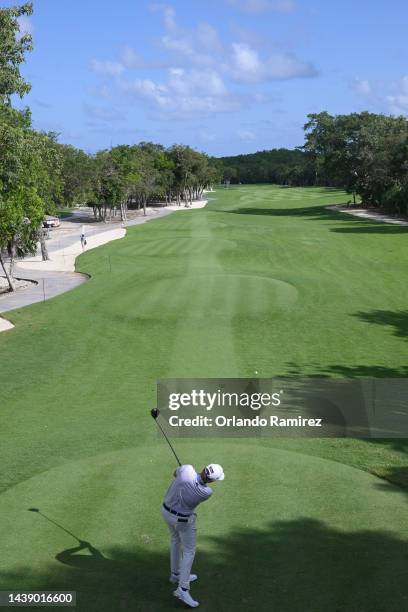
[327,204,408,225]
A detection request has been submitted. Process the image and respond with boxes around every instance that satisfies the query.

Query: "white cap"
[205,463,225,481]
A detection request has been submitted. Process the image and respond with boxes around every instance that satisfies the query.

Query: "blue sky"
[8,0,408,156]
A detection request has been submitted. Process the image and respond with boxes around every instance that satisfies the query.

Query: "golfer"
[162,463,225,608]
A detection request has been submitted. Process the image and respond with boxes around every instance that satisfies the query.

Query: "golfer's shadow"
[28,508,114,573]
[27,508,174,609]
[55,540,110,571]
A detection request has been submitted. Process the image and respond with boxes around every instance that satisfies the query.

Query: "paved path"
[0,269,89,314]
[327,204,408,226]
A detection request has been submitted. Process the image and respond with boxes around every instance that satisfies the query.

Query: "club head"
[28,508,40,512]
[151,408,159,420]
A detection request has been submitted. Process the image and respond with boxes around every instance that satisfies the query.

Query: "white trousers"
[162,507,197,590]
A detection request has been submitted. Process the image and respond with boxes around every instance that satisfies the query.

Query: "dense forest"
[220,148,316,186]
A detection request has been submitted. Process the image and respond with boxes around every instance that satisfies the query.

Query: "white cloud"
[91,60,125,76]
[351,75,408,115]
[231,42,261,76]
[227,0,297,14]
[161,35,215,66]
[168,67,227,97]
[229,42,317,82]
[151,3,177,30]
[120,47,143,69]
[159,14,317,83]
[88,4,316,122]
[154,4,223,67]
[265,53,317,80]
[125,78,168,105]
[162,5,177,30]
[122,67,239,118]
[351,78,372,96]
[196,23,223,54]
[162,35,194,56]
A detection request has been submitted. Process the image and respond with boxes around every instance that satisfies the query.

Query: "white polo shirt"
[163,464,213,514]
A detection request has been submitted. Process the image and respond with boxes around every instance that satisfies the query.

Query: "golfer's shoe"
[173,587,199,608]
[170,573,198,584]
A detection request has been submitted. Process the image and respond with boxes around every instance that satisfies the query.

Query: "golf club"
[150,408,182,466]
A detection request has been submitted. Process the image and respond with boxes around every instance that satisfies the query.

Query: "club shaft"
[39,512,80,542]
[155,417,181,466]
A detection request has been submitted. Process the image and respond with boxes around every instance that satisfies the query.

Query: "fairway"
[1,185,408,611]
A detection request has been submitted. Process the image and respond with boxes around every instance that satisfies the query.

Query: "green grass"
[1,185,408,611]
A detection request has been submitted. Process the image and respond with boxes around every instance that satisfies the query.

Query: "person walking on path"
[80,225,86,249]
[162,463,225,608]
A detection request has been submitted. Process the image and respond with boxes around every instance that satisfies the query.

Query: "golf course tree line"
[0,2,62,291]
[303,111,408,214]
[220,148,317,187]
[0,2,221,292]
[60,141,222,222]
